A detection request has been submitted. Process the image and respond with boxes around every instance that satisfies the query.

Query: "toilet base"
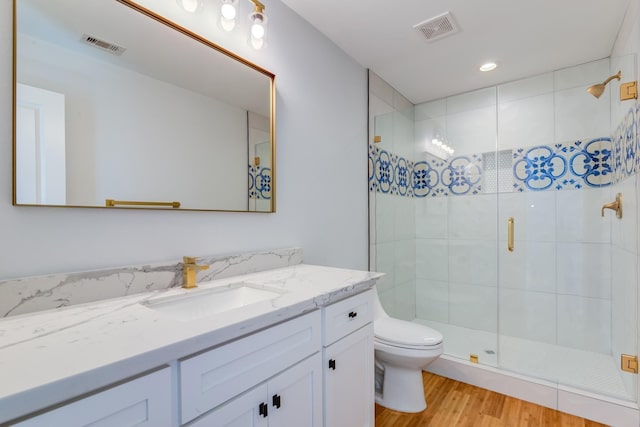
[375,365,426,413]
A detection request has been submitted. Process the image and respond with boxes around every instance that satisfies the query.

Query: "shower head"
[587,71,621,98]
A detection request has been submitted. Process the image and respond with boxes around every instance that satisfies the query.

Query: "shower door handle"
[508,217,514,252]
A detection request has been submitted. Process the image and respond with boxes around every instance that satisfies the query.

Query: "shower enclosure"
[369,56,638,405]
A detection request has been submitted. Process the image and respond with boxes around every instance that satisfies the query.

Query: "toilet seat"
[375,318,443,348]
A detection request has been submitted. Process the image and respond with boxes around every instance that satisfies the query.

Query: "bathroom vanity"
[0,262,381,426]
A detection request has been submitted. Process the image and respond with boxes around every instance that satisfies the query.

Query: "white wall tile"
[416,239,448,281]
[374,192,395,244]
[369,95,394,144]
[373,111,394,151]
[449,240,497,286]
[610,55,636,126]
[555,86,610,143]
[446,87,496,115]
[611,176,637,253]
[611,247,637,358]
[499,241,557,293]
[414,117,447,157]
[449,283,497,332]
[557,242,611,299]
[498,192,556,242]
[557,295,611,354]
[374,242,395,293]
[393,91,414,121]
[394,196,415,241]
[415,196,448,239]
[393,110,415,159]
[446,106,497,155]
[499,289,556,344]
[378,287,396,318]
[554,58,610,91]
[416,279,448,322]
[449,195,497,240]
[498,94,554,150]
[369,71,394,106]
[498,72,553,103]
[395,239,416,285]
[415,98,446,121]
[556,188,611,243]
[395,281,416,321]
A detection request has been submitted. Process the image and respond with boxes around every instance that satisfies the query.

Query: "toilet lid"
[374,317,443,347]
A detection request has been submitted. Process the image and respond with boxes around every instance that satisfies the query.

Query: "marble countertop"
[0,264,382,423]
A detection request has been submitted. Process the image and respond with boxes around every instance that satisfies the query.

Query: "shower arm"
[602,71,622,86]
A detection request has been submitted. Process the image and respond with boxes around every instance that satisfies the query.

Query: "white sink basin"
[142,282,287,321]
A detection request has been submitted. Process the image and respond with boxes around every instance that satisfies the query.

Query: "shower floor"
[415,319,634,402]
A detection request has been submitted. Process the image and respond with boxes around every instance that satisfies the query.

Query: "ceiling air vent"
[81,34,127,56]
[414,12,459,42]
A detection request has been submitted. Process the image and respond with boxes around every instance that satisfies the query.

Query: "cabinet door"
[268,353,322,427]
[13,368,172,427]
[187,384,269,427]
[323,324,374,427]
[180,311,320,424]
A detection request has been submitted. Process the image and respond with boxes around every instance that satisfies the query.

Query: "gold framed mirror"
[13,0,275,212]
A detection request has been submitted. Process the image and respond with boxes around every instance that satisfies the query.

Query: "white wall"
[0,0,369,279]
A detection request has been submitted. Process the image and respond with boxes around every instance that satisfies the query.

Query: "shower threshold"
[414,319,634,402]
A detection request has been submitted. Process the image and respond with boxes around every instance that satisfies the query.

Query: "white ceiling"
[280,0,631,104]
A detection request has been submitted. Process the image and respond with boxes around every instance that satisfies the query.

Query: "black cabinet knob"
[348,311,358,319]
[329,359,336,370]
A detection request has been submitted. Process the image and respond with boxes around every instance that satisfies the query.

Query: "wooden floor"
[375,372,608,427]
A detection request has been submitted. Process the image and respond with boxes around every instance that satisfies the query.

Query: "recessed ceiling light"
[480,62,497,72]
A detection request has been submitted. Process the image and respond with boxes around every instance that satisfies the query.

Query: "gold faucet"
[182,256,209,289]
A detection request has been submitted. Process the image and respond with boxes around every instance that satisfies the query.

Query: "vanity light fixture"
[219,0,268,49]
[479,62,497,72]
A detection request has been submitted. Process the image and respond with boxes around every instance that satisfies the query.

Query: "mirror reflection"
[13,0,275,212]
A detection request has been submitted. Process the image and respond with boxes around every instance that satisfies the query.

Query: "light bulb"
[179,0,199,12]
[221,3,236,20]
[251,21,265,39]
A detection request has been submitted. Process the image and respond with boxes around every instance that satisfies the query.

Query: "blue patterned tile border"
[369,101,638,198]
[249,165,271,200]
[414,154,483,197]
[612,105,638,185]
[369,144,414,197]
[512,139,612,192]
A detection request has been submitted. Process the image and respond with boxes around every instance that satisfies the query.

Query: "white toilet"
[373,287,443,413]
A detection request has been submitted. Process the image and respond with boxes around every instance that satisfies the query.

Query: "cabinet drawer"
[13,367,172,427]
[180,310,321,424]
[323,289,373,346]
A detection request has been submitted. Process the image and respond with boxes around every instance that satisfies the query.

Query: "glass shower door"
[496,57,638,402]
[413,86,499,367]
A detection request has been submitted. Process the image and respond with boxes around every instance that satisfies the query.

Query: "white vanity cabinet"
[180,311,322,426]
[322,289,374,427]
[0,280,380,427]
[187,353,322,427]
[12,367,172,427]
